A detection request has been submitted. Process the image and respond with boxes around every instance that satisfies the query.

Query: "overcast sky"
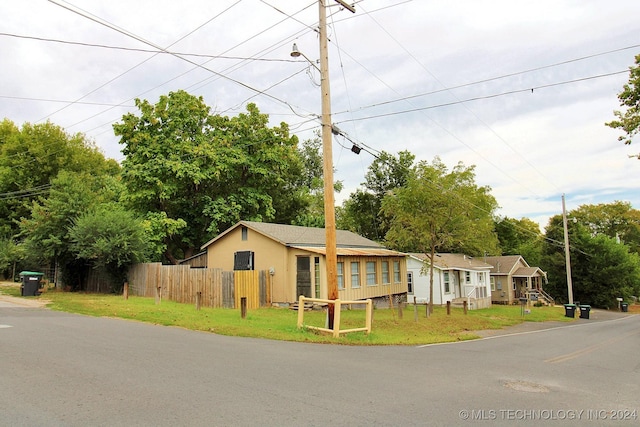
[1,0,639,229]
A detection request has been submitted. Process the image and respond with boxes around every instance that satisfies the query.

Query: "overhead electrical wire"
[39,0,243,124]
[0,31,303,63]
[335,70,629,123]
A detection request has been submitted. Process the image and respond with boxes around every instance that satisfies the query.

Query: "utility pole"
[318,0,354,329]
[562,194,574,304]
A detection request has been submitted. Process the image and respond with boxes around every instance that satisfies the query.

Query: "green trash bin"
[19,271,44,296]
[564,304,576,318]
[579,305,591,319]
[621,302,629,312]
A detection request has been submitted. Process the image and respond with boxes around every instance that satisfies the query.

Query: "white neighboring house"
[407,253,493,309]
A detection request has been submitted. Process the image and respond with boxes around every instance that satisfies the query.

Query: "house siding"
[408,254,492,308]
[204,223,408,305]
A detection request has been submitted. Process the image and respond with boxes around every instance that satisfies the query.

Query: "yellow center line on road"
[545,329,640,364]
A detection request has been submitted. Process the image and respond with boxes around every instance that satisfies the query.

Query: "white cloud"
[1,0,639,228]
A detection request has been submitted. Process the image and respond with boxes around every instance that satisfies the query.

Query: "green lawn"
[0,282,573,345]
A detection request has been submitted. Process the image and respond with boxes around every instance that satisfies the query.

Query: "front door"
[296,256,312,298]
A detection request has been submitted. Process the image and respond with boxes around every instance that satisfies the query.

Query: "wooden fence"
[127,263,271,309]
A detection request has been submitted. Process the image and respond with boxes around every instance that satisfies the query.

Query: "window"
[512,278,516,290]
[490,277,496,291]
[407,272,413,294]
[351,262,360,288]
[444,271,450,294]
[465,271,471,284]
[366,261,377,286]
[241,226,248,241]
[381,261,390,284]
[233,251,254,270]
[337,262,345,290]
[477,272,484,284]
[393,260,401,283]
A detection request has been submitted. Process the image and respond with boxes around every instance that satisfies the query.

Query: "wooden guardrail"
[296,296,372,338]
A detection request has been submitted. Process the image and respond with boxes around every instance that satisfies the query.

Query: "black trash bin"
[564,304,576,318]
[19,271,44,296]
[579,305,591,319]
[621,302,629,312]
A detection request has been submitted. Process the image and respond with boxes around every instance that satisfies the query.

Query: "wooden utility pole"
[318,0,355,329]
[562,194,574,304]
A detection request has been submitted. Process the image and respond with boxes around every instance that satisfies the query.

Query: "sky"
[1,0,639,230]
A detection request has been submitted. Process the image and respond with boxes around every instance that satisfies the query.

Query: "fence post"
[155,286,161,305]
[123,282,129,300]
[463,300,468,314]
[413,296,418,322]
[297,296,305,328]
[365,299,372,334]
[446,300,451,315]
[196,291,201,311]
[332,300,341,337]
[241,297,247,319]
[397,301,403,319]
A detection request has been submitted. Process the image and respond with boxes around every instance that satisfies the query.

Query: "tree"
[114,91,304,263]
[338,150,415,241]
[288,136,342,228]
[0,119,119,237]
[18,172,128,289]
[381,157,500,313]
[494,216,544,264]
[568,201,640,254]
[606,54,640,158]
[69,204,150,290]
[542,215,640,307]
[0,237,22,280]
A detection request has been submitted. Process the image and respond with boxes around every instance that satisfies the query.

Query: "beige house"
[201,221,408,305]
[483,255,552,305]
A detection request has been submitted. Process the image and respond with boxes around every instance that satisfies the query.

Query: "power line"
[0,95,134,108]
[336,43,640,114]
[0,31,302,63]
[334,70,629,123]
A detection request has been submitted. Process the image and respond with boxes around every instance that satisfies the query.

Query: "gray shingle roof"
[409,253,492,270]
[243,221,383,248]
[201,221,384,250]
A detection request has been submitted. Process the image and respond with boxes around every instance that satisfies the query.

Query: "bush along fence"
[126,263,271,309]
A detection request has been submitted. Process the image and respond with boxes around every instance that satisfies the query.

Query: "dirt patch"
[0,282,49,308]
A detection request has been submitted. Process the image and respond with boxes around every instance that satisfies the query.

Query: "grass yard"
[1,281,578,345]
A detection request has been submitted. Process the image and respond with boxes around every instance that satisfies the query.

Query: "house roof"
[513,267,547,279]
[292,246,405,257]
[483,255,528,275]
[409,253,492,271]
[201,221,385,251]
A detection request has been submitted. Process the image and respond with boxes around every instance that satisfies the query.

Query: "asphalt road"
[1,301,638,426]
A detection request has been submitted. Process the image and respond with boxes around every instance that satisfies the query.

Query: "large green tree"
[338,150,415,241]
[113,90,304,263]
[381,157,500,313]
[0,119,119,236]
[567,201,640,254]
[494,216,544,265]
[543,214,640,307]
[18,171,129,289]
[606,54,640,158]
[69,204,150,290]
